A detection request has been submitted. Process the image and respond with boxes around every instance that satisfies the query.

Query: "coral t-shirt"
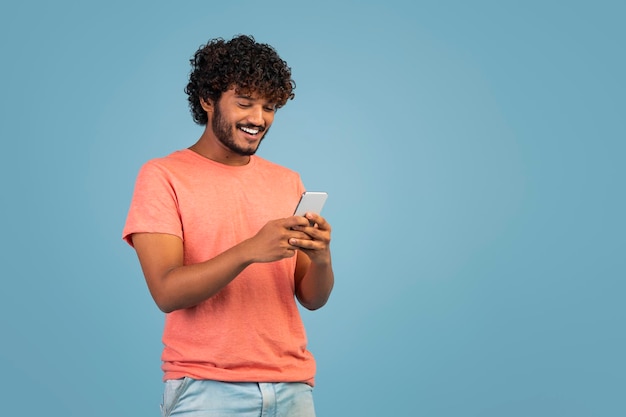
[122,149,315,385]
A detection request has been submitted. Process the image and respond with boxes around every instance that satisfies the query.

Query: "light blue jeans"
[160,378,316,417]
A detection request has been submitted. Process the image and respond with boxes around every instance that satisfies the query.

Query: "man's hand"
[289,212,334,310]
[242,216,315,263]
[289,213,332,265]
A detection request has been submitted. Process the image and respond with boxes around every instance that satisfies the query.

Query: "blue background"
[1,1,624,415]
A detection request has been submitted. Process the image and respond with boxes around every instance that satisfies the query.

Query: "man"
[122,35,334,416]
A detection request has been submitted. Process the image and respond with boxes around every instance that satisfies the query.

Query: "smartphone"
[293,191,328,216]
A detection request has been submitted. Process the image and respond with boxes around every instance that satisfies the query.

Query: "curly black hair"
[185,34,296,125]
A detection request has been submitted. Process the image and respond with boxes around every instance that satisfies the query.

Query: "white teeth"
[240,126,259,135]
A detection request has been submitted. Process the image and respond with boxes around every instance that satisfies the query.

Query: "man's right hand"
[242,216,313,263]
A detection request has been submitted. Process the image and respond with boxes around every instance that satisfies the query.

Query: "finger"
[305,213,331,230]
[288,229,313,242]
[296,226,329,243]
[296,218,330,241]
[289,237,323,250]
[286,215,312,229]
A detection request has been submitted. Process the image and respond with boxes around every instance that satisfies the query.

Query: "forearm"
[151,242,254,313]
[296,257,334,310]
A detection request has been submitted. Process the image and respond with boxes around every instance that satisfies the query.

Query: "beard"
[212,104,269,156]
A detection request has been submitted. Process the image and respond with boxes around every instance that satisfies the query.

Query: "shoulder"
[139,149,197,176]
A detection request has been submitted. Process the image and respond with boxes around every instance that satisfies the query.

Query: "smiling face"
[198,88,276,164]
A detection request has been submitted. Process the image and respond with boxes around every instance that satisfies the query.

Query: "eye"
[263,105,277,112]
[238,102,252,108]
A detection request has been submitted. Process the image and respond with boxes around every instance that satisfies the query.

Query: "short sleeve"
[122,160,183,247]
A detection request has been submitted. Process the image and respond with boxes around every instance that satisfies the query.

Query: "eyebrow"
[235,94,263,102]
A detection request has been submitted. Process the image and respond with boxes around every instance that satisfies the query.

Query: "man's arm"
[292,213,335,310]
[132,216,313,313]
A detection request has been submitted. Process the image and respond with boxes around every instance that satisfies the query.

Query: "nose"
[246,105,265,126]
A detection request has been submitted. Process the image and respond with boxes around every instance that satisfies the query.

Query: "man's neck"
[189,132,251,166]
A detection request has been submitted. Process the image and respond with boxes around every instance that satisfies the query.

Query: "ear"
[200,97,214,115]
